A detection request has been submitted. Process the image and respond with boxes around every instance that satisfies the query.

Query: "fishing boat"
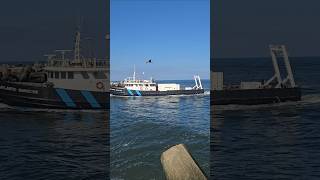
[0,30,109,109]
[211,45,301,105]
[111,66,204,96]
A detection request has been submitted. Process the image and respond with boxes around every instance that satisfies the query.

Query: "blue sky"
[0,0,107,62]
[111,0,209,81]
[213,0,320,58]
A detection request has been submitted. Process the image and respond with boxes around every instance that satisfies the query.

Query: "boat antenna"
[55,50,72,61]
[44,54,56,66]
[133,64,136,81]
[74,17,83,64]
[74,29,81,63]
[44,54,56,60]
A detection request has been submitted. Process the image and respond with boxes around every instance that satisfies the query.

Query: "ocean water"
[0,107,109,179]
[110,80,210,179]
[211,57,320,179]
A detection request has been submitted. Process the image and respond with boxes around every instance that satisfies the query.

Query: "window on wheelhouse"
[93,71,107,79]
[55,72,59,79]
[81,72,90,79]
[68,72,74,79]
[61,72,66,79]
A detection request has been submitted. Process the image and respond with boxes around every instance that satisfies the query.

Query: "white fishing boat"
[0,29,109,109]
[111,66,204,96]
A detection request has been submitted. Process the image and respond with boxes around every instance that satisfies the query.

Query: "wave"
[300,93,320,104]
[204,90,210,95]
[0,103,12,110]
[213,93,320,111]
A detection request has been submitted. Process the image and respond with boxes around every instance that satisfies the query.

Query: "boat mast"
[133,64,136,81]
[55,50,72,61]
[74,29,81,64]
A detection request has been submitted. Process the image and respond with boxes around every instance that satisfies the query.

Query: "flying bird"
[146,59,152,64]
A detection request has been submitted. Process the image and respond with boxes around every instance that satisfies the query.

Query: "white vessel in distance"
[111,65,204,96]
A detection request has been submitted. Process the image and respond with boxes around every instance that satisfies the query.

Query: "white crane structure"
[264,45,296,88]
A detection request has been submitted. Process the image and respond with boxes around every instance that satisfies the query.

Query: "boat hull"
[0,82,109,109]
[111,88,204,96]
[211,87,301,105]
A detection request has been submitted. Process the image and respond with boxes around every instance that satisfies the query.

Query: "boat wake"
[111,90,210,98]
[300,93,320,104]
[0,103,11,110]
[213,93,320,111]
[167,91,209,97]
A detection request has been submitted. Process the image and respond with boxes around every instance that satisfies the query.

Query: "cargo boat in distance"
[211,45,301,105]
[111,67,204,96]
[0,30,109,109]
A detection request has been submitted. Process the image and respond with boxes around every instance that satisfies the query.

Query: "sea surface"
[110,80,210,180]
[0,107,108,179]
[211,57,320,179]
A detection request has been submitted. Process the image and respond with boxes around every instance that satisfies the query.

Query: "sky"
[111,0,210,81]
[213,0,320,58]
[0,0,107,63]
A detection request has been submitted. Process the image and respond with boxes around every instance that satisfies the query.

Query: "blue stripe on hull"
[135,90,142,96]
[81,90,101,108]
[127,89,134,96]
[55,88,76,108]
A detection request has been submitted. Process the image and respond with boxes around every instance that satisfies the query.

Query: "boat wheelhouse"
[121,78,157,91]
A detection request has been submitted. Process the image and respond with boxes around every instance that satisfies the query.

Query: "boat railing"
[46,58,108,68]
[123,77,155,83]
[123,80,156,84]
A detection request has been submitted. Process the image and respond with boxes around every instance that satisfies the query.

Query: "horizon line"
[213,55,320,59]
[111,78,210,82]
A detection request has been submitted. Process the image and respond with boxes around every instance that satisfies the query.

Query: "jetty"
[161,144,207,180]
